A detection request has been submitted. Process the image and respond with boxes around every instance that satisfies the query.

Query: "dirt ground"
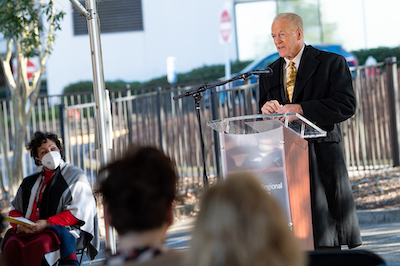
[350,166,400,210]
[176,167,400,212]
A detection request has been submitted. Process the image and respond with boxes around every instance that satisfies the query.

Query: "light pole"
[70,0,115,254]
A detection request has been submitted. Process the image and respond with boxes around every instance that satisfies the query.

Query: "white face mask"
[40,151,62,170]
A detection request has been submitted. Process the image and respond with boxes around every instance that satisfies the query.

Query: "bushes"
[351,46,400,65]
[63,60,251,94]
[63,81,94,94]
[138,60,251,88]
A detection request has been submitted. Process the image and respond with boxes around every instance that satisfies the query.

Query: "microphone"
[250,67,273,76]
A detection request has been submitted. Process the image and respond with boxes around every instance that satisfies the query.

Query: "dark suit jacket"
[259,45,356,133]
[259,45,362,249]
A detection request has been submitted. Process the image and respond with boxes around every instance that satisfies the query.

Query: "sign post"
[219,2,233,85]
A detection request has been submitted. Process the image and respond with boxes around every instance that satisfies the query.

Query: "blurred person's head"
[186,172,306,266]
[99,146,178,238]
[0,212,5,235]
[272,12,304,60]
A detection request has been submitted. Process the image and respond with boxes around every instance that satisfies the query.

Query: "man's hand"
[276,104,303,115]
[261,101,303,116]
[261,102,304,122]
[275,104,304,122]
[261,100,281,114]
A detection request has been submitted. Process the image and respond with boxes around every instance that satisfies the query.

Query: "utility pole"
[70,0,115,254]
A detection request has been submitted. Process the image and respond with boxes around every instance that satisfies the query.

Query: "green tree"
[0,0,65,197]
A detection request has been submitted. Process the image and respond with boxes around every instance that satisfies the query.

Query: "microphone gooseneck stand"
[172,69,271,188]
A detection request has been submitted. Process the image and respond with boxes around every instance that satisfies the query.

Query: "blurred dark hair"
[99,146,178,235]
[26,131,64,166]
[0,213,4,234]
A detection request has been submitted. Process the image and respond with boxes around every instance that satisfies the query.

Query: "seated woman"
[2,131,99,266]
[185,172,306,266]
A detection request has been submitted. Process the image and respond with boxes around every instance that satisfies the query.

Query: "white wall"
[46,0,238,96]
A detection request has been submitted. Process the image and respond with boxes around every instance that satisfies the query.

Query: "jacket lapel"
[270,58,286,102]
[294,46,320,102]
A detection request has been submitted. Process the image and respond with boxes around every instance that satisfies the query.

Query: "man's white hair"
[274,13,303,31]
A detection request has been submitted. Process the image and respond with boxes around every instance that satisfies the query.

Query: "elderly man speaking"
[259,12,361,250]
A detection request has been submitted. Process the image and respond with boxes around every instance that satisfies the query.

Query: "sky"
[235,0,400,61]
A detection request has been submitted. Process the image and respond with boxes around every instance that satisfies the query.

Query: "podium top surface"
[207,113,327,139]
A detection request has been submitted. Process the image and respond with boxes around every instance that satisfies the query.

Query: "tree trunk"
[10,126,27,197]
[0,103,10,197]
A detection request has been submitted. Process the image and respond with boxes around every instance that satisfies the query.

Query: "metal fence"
[0,58,399,194]
[343,57,399,176]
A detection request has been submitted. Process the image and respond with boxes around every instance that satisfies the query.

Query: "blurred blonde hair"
[274,12,303,31]
[186,172,306,266]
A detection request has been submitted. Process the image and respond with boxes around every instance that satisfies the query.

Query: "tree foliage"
[0,0,65,197]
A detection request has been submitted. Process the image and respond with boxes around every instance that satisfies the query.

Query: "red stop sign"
[27,60,36,80]
[220,10,232,43]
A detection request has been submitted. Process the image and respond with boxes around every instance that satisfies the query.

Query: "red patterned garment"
[2,228,78,265]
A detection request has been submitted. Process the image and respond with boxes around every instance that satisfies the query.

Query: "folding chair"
[75,232,89,265]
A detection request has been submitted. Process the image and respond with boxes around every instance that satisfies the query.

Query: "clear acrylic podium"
[207,113,326,250]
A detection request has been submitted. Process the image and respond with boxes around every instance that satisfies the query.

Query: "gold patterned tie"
[286,61,296,103]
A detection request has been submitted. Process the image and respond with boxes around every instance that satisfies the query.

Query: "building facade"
[45,0,238,95]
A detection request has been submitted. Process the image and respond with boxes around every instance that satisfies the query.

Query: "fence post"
[210,87,221,179]
[157,87,164,151]
[385,57,400,166]
[245,80,253,115]
[58,103,68,161]
[126,90,134,144]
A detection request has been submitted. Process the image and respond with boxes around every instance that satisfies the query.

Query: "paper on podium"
[5,216,35,226]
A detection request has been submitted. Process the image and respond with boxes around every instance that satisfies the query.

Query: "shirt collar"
[284,44,305,69]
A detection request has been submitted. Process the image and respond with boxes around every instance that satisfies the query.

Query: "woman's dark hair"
[27,131,64,166]
[99,146,178,235]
